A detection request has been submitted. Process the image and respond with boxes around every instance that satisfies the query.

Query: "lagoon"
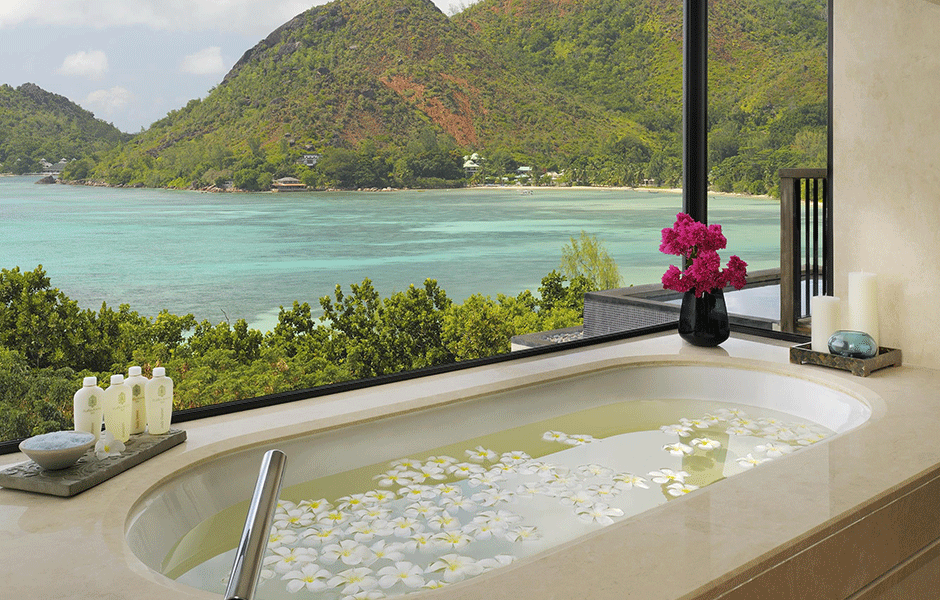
[0,177,779,332]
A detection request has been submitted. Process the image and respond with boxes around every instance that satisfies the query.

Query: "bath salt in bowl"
[19,431,97,470]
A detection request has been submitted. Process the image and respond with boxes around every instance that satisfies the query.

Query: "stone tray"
[0,429,186,497]
[789,343,902,377]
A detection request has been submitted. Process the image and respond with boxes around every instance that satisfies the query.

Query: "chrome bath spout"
[224,449,288,600]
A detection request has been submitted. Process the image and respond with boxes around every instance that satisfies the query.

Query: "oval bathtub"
[126,360,873,598]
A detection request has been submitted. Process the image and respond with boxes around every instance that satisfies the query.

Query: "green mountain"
[455,0,828,193]
[69,0,828,194]
[0,83,131,175]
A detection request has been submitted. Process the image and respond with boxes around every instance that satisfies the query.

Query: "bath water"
[167,398,831,598]
[0,177,780,332]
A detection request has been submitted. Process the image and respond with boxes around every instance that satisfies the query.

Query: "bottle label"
[88,395,97,408]
[118,392,126,405]
[133,384,142,397]
[159,385,166,397]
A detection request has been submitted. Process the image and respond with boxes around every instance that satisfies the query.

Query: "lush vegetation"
[0,83,130,174]
[0,257,599,441]
[54,0,826,196]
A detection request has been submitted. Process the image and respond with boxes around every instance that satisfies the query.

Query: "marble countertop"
[1,331,938,600]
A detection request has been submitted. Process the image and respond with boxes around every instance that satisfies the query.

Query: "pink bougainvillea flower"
[660,213,748,296]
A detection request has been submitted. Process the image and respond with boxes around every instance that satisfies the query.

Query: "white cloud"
[180,46,226,75]
[85,86,133,116]
[59,50,109,79]
[0,1,316,36]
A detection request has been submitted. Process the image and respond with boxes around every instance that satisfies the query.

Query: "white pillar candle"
[811,295,842,353]
[846,271,879,348]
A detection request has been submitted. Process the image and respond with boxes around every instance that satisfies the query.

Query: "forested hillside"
[62,0,827,194]
[0,83,130,174]
[456,0,828,194]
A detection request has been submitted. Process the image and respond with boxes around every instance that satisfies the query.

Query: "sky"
[0,0,469,133]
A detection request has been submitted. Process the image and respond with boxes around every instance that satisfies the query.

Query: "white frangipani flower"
[465,445,498,462]
[403,531,435,553]
[300,525,341,546]
[515,482,547,498]
[468,471,506,488]
[427,512,461,531]
[725,426,753,436]
[564,433,597,445]
[389,458,422,471]
[478,554,516,572]
[318,509,349,527]
[355,506,392,522]
[439,495,475,513]
[398,484,436,500]
[660,423,694,436]
[542,430,568,442]
[737,453,770,468]
[755,442,793,457]
[424,455,457,467]
[262,546,316,573]
[404,500,442,519]
[345,520,393,542]
[95,431,125,459]
[389,516,423,537]
[586,483,621,499]
[505,525,541,542]
[377,561,426,589]
[690,437,721,451]
[649,468,689,484]
[299,498,333,514]
[427,554,484,583]
[612,473,649,490]
[320,540,374,566]
[559,490,597,509]
[267,529,298,548]
[336,493,370,511]
[327,567,378,595]
[470,487,514,506]
[576,503,624,525]
[369,540,406,562]
[283,563,330,593]
[433,483,461,497]
[446,462,485,478]
[431,530,473,549]
[374,470,418,487]
[500,450,531,465]
[473,510,521,530]
[362,490,396,505]
[666,482,700,496]
[577,463,614,478]
[410,464,447,483]
[275,508,315,528]
[663,442,694,456]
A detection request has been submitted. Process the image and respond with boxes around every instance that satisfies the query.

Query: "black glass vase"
[678,289,730,347]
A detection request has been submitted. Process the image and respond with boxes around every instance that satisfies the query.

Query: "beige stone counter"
[1,331,938,600]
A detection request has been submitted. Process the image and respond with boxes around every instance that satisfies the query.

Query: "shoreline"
[8,174,774,200]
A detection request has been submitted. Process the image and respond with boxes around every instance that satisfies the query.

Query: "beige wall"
[834,0,940,368]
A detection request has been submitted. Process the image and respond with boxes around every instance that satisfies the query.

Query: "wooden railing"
[779,168,831,333]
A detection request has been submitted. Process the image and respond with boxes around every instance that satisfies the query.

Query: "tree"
[560,231,622,291]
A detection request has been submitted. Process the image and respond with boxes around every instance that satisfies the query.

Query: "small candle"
[846,272,879,348]
[811,295,842,353]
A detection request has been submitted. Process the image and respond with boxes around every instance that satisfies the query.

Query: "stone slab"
[0,429,186,497]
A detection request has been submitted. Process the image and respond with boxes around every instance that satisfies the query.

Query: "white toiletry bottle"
[145,367,173,435]
[126,366,148,435]
[103,374,133,443]
[73,376,104,441]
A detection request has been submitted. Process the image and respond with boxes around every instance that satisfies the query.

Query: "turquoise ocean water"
[0,177,780,332]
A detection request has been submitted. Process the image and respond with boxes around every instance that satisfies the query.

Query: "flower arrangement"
[660,213,748,297]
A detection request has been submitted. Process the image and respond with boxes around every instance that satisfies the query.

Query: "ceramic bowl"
[19,431,97,470]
